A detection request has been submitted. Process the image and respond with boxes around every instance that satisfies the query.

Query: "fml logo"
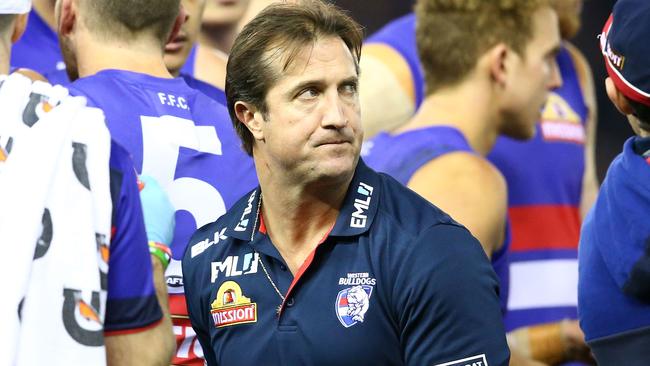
[350,182,374,228]
[211,252,259,282]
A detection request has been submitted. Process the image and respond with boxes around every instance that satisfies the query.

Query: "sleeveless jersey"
[68,70,258,364]
[362,126,511,312]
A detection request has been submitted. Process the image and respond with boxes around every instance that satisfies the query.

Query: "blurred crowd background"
[335,0,623,181]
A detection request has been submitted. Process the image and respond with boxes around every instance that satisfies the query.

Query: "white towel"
[0,73,111,366]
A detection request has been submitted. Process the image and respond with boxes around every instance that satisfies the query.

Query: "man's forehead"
[529,7,560,50]
[274,37,357,77]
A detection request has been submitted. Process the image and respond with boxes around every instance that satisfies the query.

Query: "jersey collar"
[225,159,381,241]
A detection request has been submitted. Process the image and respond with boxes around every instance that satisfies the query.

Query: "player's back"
[69,69,258,364]
[69,69,257,252]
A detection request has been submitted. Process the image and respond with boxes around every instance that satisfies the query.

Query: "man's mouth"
[165,33,188,53]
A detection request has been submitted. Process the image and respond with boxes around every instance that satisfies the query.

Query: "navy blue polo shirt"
[183,160,510,366]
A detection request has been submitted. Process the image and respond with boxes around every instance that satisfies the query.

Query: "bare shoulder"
[195,44,228,90]
[12,68,48,83]
[408,151,506,195]
[359,43,416,138]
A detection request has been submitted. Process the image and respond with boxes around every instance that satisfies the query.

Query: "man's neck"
[77,34,172,79]
[198,24,236,54]
[33,0,56,31]
[255,160,352,274]
[396,81,499,156]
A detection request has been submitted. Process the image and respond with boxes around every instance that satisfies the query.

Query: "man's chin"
[313,155,358,182]
[500,122,538,141]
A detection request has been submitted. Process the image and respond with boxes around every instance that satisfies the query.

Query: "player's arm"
[406,152,507,258]
[394,223,510,365]
[104,149,175,366]
[359,43,416,139]
[566,43,599,219]
[104,261,174,366]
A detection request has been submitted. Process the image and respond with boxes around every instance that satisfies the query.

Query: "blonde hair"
[416,0,550,95]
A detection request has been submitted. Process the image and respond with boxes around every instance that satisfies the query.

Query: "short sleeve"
[105,141,162,333]
[393,223,510,366]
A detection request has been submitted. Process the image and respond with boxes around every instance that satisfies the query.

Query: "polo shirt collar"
[225,158,381,241]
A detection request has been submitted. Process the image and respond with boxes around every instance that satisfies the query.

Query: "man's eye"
[341,83,357,95]
[298,88,319,99]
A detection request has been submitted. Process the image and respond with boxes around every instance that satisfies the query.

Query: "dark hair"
[80,0,180,45]
[0,14,16,35]
[226,0,363,156]
[415,0,550,95]
[629,99,650,133]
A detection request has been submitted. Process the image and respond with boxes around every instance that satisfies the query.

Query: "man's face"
[500,6,562,140]
[255,36,362,184]
[551,0,583,39]
[165,0,206,75]
[202,0,250,27]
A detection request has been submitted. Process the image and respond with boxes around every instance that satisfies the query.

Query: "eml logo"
[350,182,374,228]
[434,354,488,366]
[211,253,259,282]
[234,191,257,232]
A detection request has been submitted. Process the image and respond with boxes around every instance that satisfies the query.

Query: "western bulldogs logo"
[335,285,372,328]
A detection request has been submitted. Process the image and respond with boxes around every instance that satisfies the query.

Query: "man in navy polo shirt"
[182,1,510,365]
[578,1,650,364]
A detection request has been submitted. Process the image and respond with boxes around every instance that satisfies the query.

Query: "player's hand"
[138,175,175,246]
[561,319,596,364]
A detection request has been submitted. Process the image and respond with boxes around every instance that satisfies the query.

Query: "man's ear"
[487,43,510,87]
[11,13,28,44]
[234,101,265,141]
[605,77,635,116]
[58,0,77,37]
[166,3,188,46]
